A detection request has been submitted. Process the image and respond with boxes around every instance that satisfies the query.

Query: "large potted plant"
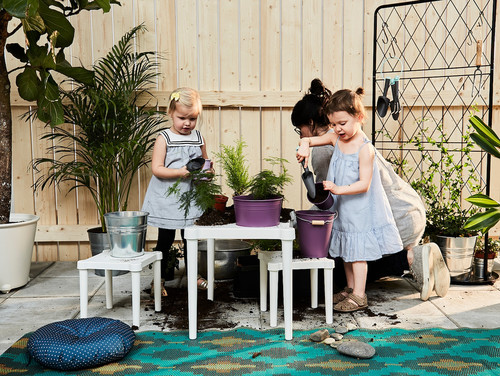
[463,115,500,279]
[404,122,480,277]
[0,1,117,291]
[32,25,166,269]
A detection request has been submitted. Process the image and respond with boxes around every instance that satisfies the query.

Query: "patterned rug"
[1,327,500,375]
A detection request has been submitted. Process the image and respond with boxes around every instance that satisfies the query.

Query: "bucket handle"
[298,212,337,226]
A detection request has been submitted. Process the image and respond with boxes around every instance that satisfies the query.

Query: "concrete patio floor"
[1,257,500,355]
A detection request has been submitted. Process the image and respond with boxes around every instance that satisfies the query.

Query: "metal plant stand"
[372,0,497,283]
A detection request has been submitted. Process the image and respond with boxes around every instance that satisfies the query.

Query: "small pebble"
[330,332,344,341]
[346,323,358,331]
[323,338,335,345]
[337,340,376,359]
[310,329,330,342]
[335,325,349,334]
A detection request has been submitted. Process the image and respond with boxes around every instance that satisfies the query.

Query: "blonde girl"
[142,87,210,296]
[296,88,403,312]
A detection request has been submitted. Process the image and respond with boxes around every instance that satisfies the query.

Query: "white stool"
[258,251,334,327]
[77,250,162,328]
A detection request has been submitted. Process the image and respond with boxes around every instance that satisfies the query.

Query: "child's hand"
[179,165,190,178]
[296,142,310,167]
[323,180,340,194]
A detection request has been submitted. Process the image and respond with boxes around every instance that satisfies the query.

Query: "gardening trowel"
[301,160,316,199]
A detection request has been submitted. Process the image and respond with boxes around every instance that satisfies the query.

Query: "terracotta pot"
[214,195,228,212]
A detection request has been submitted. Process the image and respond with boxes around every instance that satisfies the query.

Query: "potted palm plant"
[472,237,499,278]
[32,25,166,268]
[404,122,480,277]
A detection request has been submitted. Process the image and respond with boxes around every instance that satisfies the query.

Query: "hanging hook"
[388,37,397,58]
[381,22,389,44]
[466,29,474,46]
[472,39,483,97]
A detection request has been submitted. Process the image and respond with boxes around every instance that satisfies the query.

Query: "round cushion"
[27,317,135,371]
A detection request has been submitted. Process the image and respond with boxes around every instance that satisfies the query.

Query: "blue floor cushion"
[27,317,136,370]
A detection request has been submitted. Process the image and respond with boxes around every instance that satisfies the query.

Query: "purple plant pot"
[307,183,334,210]
[233,195,283,227]
[296,210,336,258]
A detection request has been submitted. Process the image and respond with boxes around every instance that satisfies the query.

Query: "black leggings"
[157,228,187,279]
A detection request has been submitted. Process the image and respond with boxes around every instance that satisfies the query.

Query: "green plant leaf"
[470,133,500,159]
[469,115,500,147]
[465,193,500,208]
[16,67,40,101]
[56,65,94,85]
[464,209,500,232]
[3,0,28,18]
[6,43,28,62]
[38,1,75,48]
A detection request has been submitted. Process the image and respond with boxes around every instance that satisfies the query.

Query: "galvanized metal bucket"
[104,211,149,258]
[436,235,477,277]
[198,240,252,280]
[472,257,495,279]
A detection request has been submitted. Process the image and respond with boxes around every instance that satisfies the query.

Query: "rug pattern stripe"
[1,328,500,375]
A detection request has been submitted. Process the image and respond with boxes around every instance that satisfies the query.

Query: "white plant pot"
[0,214,39,293]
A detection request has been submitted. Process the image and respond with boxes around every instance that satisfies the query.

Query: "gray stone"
[337,340,376,359]
[330,332,344,341]
[310,329,330,342]
[335,325,349,334]
[323,337,335,345]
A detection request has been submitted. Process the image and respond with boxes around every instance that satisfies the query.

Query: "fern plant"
[167,170,222,218]
[249,158,292,200]
[216,141,251,196]
[32,25,166,232]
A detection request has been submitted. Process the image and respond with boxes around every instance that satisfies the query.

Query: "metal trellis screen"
[371,0,496,209]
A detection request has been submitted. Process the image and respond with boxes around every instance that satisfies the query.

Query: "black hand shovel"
[376,77,391,118]
[301,160,316,199]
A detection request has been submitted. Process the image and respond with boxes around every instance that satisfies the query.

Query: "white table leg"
[207,238,215,301]
[259,257,268,311]
[310,268,318,308]
[186,239,198,339]
[281,239,293,340]
[105,269,113,309]
[79,269,88,318]
[269,270,278,327]
[324,268,333,324]
[154,259,161,312]
[131,271,140,327]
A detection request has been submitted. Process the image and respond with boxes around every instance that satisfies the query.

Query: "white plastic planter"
[0,213,39,293]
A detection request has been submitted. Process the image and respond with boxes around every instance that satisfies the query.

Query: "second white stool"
[258,251,334,327]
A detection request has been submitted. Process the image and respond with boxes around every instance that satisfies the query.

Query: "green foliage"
[249,157,292,200]
[215,141,251,196]
[474,237,500,258]
[167,170,222,218]
[402,121,480,238]
[4,0,120,126]
[464,115,500,233]
[32,25,166,231]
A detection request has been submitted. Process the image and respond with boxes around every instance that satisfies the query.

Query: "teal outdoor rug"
[1,327,500,375]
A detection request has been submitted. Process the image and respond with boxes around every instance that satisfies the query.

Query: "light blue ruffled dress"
[327,137,403,262]
[141,129,204,229]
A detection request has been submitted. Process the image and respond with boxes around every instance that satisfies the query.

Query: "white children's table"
[184,222,296,340]
[77,250,162,328]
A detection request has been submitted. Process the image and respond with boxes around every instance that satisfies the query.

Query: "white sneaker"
[405,244,434,301]
[429,242,450,297]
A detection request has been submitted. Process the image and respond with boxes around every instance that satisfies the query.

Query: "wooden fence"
[7,0,500,261]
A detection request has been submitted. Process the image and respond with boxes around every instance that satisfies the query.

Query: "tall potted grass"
[32,25,166,266]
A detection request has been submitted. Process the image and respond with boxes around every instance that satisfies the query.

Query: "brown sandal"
[334,293,368,312]
[333,287,353,304]
[150,279,168,297]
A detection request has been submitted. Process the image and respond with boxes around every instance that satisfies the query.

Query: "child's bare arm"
[323,144,374,195]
